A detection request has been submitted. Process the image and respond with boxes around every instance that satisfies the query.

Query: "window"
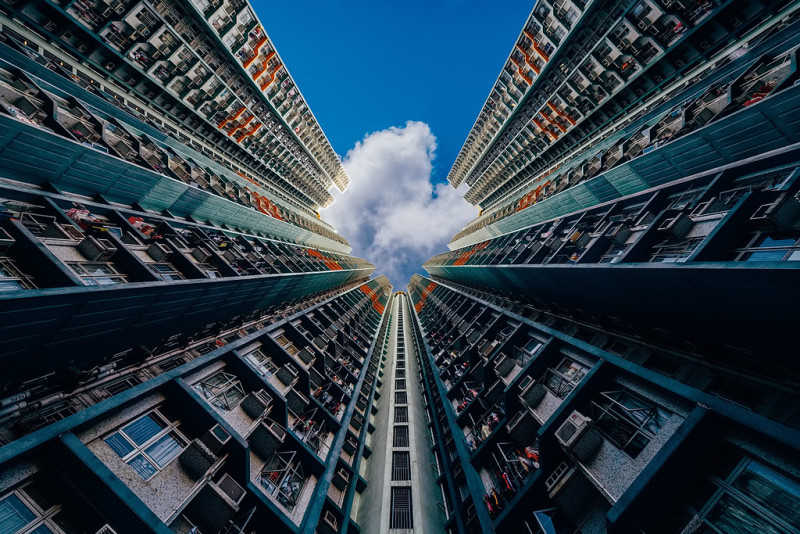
[0,259,35,292]
[0,478,91,534]
[244,348,278,377]
[392,452,411,481]
[194,370,245,410]
[395,391,408,405]
[731,232,800,262]
[543,358,589,398]
[274,333,299,355]
[149,262,183,280]
[390,487,413,529]
[590,390,669,458]
[68,262,127,285]
[662,451,800,534]
[259,451,306,511]
[395,369,405,378]
[103,408,187,480]
[393,426,409,447]
[395,379,406,390]
[394,406,408,423]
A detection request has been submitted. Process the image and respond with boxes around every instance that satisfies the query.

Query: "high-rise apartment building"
[410,0,800,533]
[0,0,395,532]
[2,0,800,533]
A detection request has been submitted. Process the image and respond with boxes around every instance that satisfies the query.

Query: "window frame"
[193,370,246,411]
[103,408,187,481]
[67,262,127,285]
[590,389,669,458]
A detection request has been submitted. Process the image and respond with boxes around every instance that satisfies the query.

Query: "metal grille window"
[395,369,405,378]
[193,371,245,410]
[392,452,411,480]
[149,262,183,281]
[68,262,127,285]
[396,359,405,369]
[590,390,669,458]
[390,487,413,529]
[393,426,409,447]
[395,391,408,405]
[543,358,589,398]
[244,348,279,378]
[394,406,409,423]
[395,379,406,390]
[103,408,187,480]
[0,258,36,291]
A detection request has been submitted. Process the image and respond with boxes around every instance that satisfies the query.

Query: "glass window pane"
[128,454,158,480]
[706,493,783,534]
[0,494,35,534]
[84,265,114,275]
[746,250,787,262]
[731,462,800,530]
[122,414,164,445]
[30,526,55,534]
[144,433,182,468]
[757,236,796,248]
[105,432,135,457]
[0,280,22,292]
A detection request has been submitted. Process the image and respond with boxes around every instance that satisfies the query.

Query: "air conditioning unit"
[95,525,119,534]
[78,236,118,262]
[322,511,339,532]
[241,389,273,419]
[519,379,547,408]
[690,197,726,217]
[45,21,58,31]
[201,423,231,453]
[332,467,350,490]
[556,411,593,447]
[605,223,632,244]
[114,4,125,14]
[568,230,591,247]
[105,62,115,71]
[657,213,692,238]
[215,472,245,504]
[191,246,213,263]
[77,44,88,53]
[750,193,800,228]
[0,228,15,252]
[141,27,151,37]
[602,58,610,67]
[555,411,604,461]
[675,59,685,68]
[146,242,171,261]
[633,211,655,227]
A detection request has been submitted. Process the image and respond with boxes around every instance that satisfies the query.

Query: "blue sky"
[252,0,533,287]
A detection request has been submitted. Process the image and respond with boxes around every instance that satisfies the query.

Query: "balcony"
[478,440,540,518]
[288,406,332,459]
[255,450,312,519]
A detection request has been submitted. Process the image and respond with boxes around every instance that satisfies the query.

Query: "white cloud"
[323,121,477,289]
